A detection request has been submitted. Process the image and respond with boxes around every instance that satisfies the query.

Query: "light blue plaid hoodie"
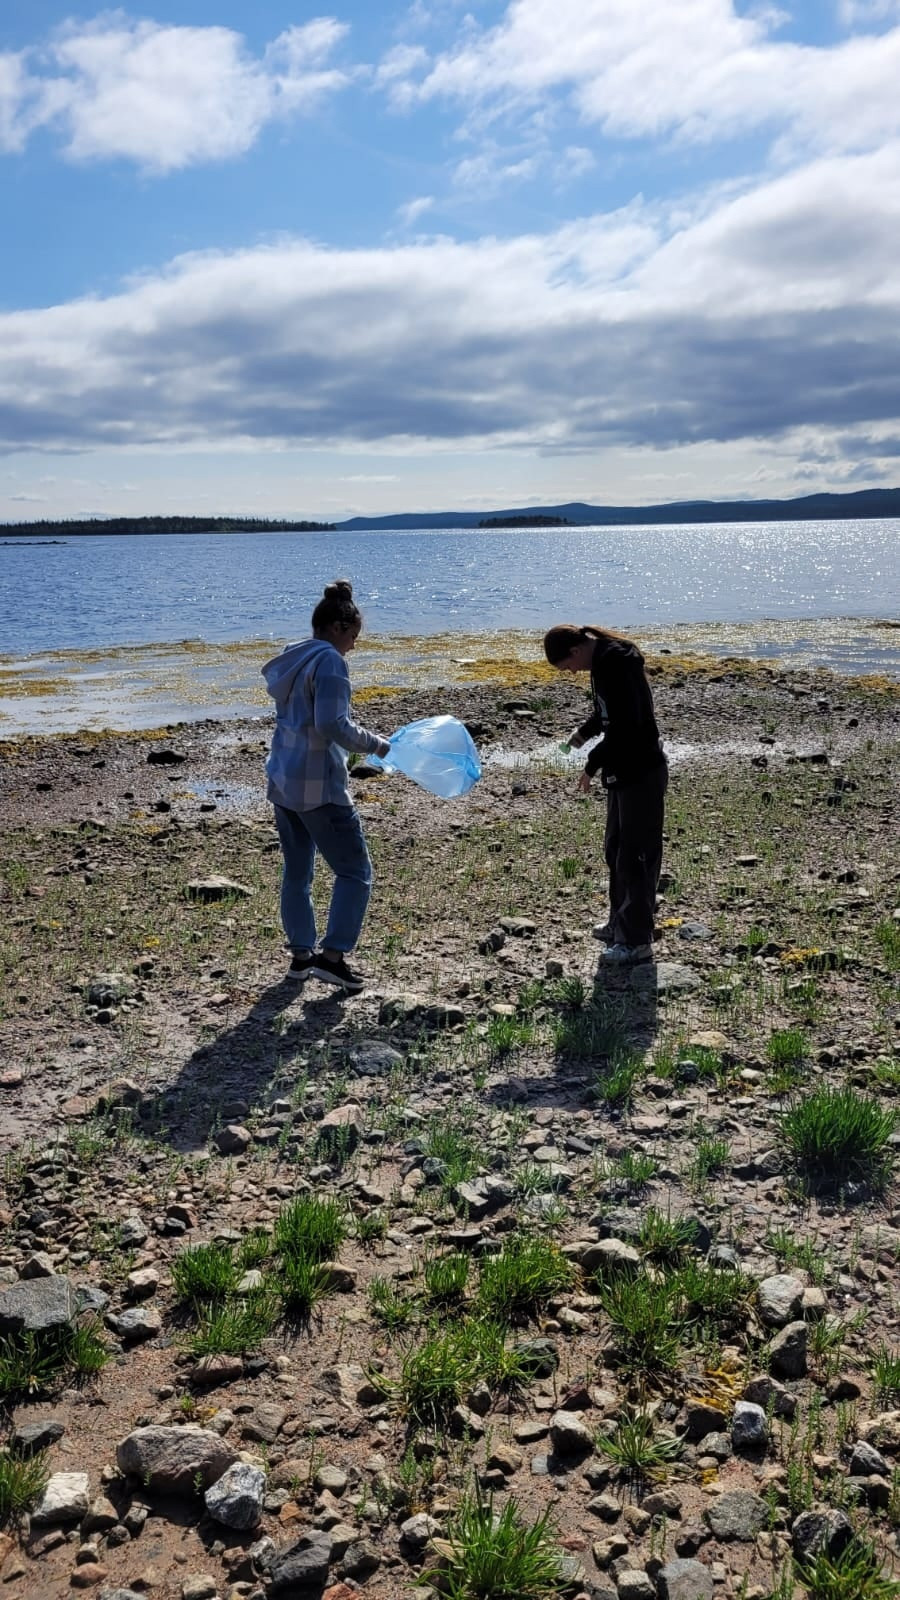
[262,638,387,812]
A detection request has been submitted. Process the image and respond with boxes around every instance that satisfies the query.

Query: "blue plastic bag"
[369,714,481,798]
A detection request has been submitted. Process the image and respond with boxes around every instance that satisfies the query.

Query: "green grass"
[477,1234,575,1323]
[551,997,629,1062]
[420,1491,564,1600]
[796,1536,900,1600]
[171,1240,237,1305]
[689,1135,731,1187]
[397,1328,480,1427]
[595,1410,683,1481]
[637,1208,701,1266]
[779,1086,898,1192]
[425,1109,482,1187]
[599,1274,682,1378]
[874,919,900,971]
[675,1260,754,1331]
[368,1276,416,1331]
[0,1450,49,1526]
[274,1195,348,1263]
[872,1343,900,1404]
[279,1256,331,1320]
[486,1014,534,1058]
[767,1028,808,1066]
[609,1151,658,1191]
[423,1252,471,1308]
[187,1294,278,1357]
[594,1049,643,1108]
[0,1320,109,1401]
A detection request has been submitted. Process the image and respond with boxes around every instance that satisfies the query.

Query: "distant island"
[3,486,900,535]
[0,515,335,537]
[478,514,570,528]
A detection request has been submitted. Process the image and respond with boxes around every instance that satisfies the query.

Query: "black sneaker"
[288,953,315,981]
[310,953,365,994]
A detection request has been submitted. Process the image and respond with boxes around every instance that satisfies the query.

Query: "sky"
[3,0,900,522]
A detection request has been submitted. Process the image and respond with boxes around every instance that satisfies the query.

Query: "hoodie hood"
[262,638,335,705]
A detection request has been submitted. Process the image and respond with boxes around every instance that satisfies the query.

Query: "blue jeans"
[274,803,373,955]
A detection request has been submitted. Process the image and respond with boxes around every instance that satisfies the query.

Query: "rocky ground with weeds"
[0,653,899,1600]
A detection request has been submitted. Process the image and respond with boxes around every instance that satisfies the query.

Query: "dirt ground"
[0,654,898,1600]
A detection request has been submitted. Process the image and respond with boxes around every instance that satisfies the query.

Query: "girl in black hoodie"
[544,624,667,964]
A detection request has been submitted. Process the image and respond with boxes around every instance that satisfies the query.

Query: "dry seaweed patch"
[0,665,899,1600]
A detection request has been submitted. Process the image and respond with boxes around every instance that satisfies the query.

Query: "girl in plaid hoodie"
[263,579,390,993]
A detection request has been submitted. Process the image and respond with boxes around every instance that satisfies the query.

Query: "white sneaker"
[603,942,653,964]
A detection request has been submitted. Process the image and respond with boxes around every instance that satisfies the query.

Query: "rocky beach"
[0,650,899,1600]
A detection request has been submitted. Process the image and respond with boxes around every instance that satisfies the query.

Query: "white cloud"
[839,0,900,19]
[559,145,595,180]
[380,0,900,160]
[2,144,899,468]
[397,194,435,225]
[452,150,537,191]
[1,15,352,172]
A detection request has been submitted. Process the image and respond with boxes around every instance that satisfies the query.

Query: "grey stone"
[549,1409,594,1455]
[678,922,713,942]
[348,1041,404,1077]
[11,1418,65,1455]
[116,1425,238,1494]
[85,972,135,1006]
[758,1274,804,1328]
[791,1509,853,1563]
[317,1103,363,1153]
[268,1530,334,1594]
[106,1306,161,1344]
[743,1374,797,1419]
[82,1495,120,1533]
[21,1251,56,1278]
[731,1401,768,1448]
[617,1570,656,1600]
[0,1274,75,1334]
[684,1402,727,1442]
[631,962,700,995]
[205,1462,266,1530]
[579,1238,641,1274]
[117,1216,147,1254]
[769,1320,807,1378]
[214,1124,252,1155]
[340,1539,381,1579]
[704,1490,768,1541]
[849,1439,889,1476]
[241,1402,287,1444]
[181,1579,218,1600]
[31,1471,91,1524]
[399,1511,441,1555]
[186,876,252,901]
[657,1558,714,1600]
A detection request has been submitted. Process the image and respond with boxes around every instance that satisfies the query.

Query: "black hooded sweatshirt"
[573,634,665,785]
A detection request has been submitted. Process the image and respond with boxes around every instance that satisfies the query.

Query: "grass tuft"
[779,1086,898,1192]
[420,1490,563,1600]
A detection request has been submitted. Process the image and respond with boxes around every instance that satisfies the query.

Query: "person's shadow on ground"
[482,949,660,1115]
[141,975,352,1151]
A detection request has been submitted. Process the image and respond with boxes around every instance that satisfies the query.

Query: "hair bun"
[324,578,353,600]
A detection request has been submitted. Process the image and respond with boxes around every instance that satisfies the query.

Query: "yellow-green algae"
[0,618,897,741]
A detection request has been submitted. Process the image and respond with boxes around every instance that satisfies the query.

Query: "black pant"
[604,761,668,947]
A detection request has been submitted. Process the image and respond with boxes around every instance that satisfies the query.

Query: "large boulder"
[116,1426,237,1494]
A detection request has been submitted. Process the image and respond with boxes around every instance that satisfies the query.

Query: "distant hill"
[336,487,900,529]
[3,487,900,535]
